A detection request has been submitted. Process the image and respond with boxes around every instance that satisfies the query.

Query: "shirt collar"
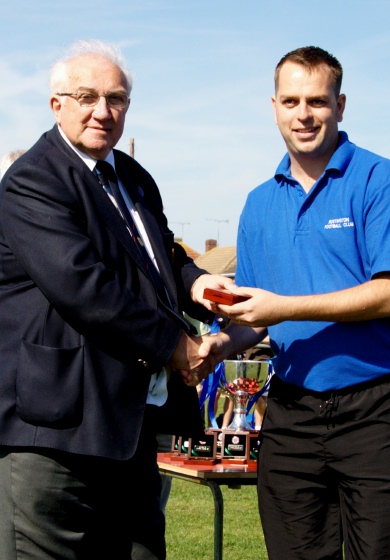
[57,124,115,172]
[274,131,356,184]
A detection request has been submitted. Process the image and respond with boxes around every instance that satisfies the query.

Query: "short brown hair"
[275,46,343,96]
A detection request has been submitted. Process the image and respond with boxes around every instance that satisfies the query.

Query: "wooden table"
[158,453,258,560]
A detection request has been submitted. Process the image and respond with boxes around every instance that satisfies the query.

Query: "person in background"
[0,39,232,560]
[0,149,26,178]
[200,46,390,559]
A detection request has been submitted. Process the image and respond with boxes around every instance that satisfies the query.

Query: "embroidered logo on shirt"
[324,217,355,230]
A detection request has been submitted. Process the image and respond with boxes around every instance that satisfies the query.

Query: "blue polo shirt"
[236,132,390,390]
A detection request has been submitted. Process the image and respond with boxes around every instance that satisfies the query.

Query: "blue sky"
[1,0,390,252]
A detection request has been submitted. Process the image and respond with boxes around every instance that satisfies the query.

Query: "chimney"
[205,239,217,252]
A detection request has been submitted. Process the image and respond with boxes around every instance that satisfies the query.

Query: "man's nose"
[92,96,111,118]
[297,102,312,120]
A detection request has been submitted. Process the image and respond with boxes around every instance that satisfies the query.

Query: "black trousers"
[0,406,165,560]
[258,374,390,560]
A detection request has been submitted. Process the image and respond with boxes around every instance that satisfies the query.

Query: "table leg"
[206,481,224,560]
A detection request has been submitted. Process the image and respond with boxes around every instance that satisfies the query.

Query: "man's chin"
[81,140,113,160]
[292,139,323,156]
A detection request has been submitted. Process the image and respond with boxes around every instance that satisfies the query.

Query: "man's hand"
[198,331,231,371]
[212,277,390,326]
[169,332,215,386]
[191,274,234,311]
[199,323,267,368]
[213,286,285,327]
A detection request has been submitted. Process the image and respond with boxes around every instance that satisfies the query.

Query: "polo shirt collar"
[274,131,356,183]
[326,131,356,174]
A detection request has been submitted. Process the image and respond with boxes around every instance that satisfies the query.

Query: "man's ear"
[271,95,278,125]
[50,95,62,123]
[337,93,346,123]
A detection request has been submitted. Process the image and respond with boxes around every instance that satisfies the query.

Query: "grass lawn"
[165,477,268,559]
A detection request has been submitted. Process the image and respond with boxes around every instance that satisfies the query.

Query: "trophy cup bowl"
[221,359,271,431]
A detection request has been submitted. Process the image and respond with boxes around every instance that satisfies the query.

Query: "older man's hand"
[191,274,234,311]
[169,332,215,386]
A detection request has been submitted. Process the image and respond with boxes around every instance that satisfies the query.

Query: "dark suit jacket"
[0,125,212,460]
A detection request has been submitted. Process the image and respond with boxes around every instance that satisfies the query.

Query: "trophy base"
[220,430,260,462]
[182,457,219,465]
[169,429,260,463]
[220,457,247,465]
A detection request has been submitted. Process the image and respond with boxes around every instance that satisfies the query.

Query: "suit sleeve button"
[137,359,149,367]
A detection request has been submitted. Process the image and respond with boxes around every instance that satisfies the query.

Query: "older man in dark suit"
[0,39,231,560]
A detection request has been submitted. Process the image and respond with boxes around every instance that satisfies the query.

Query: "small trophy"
[221,360,270,431]
[219,359,271,463]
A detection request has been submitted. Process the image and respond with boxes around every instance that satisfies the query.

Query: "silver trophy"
[220,359,272,431]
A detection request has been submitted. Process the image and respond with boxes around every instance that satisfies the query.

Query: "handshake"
[168,273,269,386]
[169,330,226,387]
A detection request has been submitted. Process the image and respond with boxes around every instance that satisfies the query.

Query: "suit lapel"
[51,127,142,269]
[87,170,149,273]
[115,158,179,309]
[51,126,180,314]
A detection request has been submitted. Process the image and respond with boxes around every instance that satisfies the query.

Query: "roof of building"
[177,241,200,261]
[195,246,236,275]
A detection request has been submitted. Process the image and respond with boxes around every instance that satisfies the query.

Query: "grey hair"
[50,39,133,95]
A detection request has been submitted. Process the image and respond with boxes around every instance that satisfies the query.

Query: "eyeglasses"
[56,88,129,109]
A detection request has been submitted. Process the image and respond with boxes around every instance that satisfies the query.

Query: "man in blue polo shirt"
[200,46,390,559]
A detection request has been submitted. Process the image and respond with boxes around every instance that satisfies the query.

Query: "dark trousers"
[258,374,390,560]
[0,407,165,560]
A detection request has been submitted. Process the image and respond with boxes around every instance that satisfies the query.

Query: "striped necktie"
[95,160,171,306]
